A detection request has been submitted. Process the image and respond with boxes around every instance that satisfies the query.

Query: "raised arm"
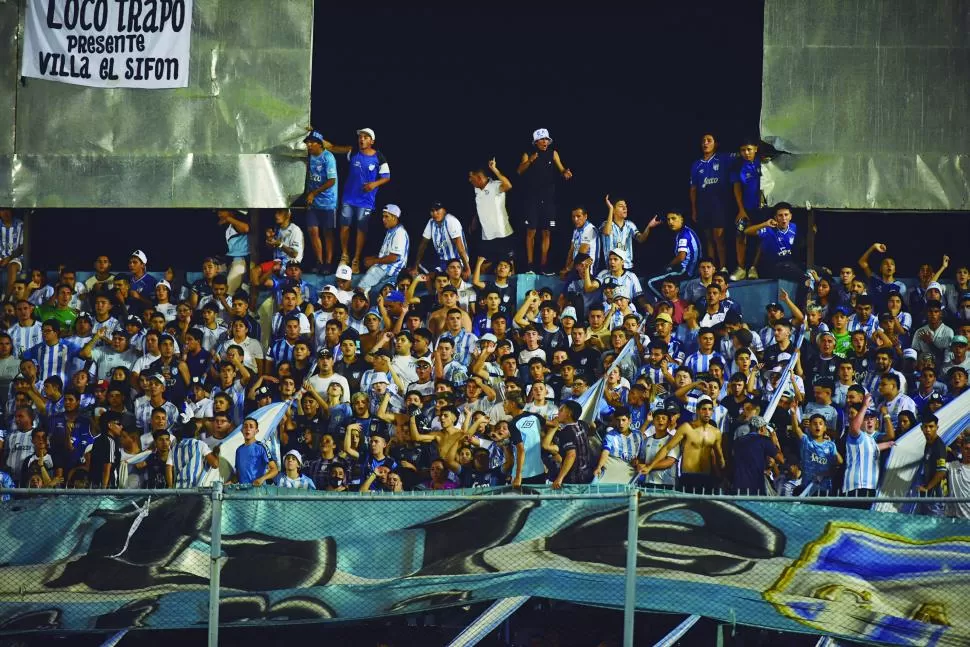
[601,195,615,236]
[641,424,687,474]
[489,159,512,193]
[857,242,886,279]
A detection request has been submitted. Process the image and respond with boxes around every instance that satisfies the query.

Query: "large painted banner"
[21,0,193,88]
[0,488,967,645]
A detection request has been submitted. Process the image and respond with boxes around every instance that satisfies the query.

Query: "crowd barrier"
[0,486,968,647]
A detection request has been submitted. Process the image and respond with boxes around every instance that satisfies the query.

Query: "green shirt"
[34,305,78,331]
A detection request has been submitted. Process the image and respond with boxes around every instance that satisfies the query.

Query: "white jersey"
[947,461,970,519]
[474,180,513,241]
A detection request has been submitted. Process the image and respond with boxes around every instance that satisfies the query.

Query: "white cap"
[357,127,376,140]
[479,333,498,343]
[283,449,303,467]
[384,204,402,218]
[156,279,172,290]
[927,281,944,294]
[320,284,339,296]
[560,306,578,321]
[608,247,630,264]
[371,373,389,385]
[335,264,353,281]
[532,128,552,143]
[130,249,147,264]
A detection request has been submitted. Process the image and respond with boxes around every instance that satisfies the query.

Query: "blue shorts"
[306,208,337,230]
[339,204,373,228]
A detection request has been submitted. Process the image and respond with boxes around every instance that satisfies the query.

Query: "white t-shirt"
[947,461,970,519]
[474,180,513,241]
[306,372,351,403]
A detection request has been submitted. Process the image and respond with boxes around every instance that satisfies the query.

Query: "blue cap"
[303,130,324,144]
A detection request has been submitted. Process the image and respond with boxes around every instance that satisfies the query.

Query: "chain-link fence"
[2,486,970,647]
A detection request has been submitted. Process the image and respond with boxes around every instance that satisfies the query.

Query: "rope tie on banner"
[108,497,151,559]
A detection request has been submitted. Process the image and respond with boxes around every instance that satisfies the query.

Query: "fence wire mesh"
[1,486,969,647]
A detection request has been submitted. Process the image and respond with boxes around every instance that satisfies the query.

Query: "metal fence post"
[208,483,224,647]
[623,489,638,647]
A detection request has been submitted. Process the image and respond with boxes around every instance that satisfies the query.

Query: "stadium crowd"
[0,126,968,517]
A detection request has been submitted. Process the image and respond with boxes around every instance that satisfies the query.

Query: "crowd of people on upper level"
[0,126,968,518]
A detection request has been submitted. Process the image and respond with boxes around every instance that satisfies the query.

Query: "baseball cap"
[370,373,389,385]
[927,281,944,294]
[749,415,768,429]
[612,288,630,302]
[130,250,147,264]
[386,290,405,303]
[817,331,835,341]
[283,449,304,467]
[696,395,714,408]
[75,311,92,322]
[321,285,339,296]
[383,204,402,218]
[560,306,577,321]
[317,347,333,358]
[765,302,782,311]
[146,372,166,385]
[834,305,853,315]
[532,128,552,143]
[902,348,918,360]
[415,357,432,366]
[777,352,793,363]
[479,333,498,343]
[953,335,969,346]
[654,312,673,324]
[929,392,944,403]
[352,288,369,301]
[156,279,172,291]
[608,247,629,264]
[364,308,381,320]
[357,127,376,139]
[303,130,324,144]
[441,285,458,294]
[430,200,445,211]
[335,264,353,281]
[255,384,274,398]
[925,299,944,310]
[723,310,742,325]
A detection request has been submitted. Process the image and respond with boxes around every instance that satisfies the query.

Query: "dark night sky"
[30,1,969,276]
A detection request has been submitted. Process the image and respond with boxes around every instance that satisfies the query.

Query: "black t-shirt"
[732,432,777,493]
[143,453,169,489]
[88,433,120,488]
[922,436,948,496]
[487,282,515,315]
[336,358,369,394]
[557,421,594,484]
[569,346,601,382]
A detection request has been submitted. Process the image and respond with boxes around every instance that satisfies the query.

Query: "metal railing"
[0,485,968,647]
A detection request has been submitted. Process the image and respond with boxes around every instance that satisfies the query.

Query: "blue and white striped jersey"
[684,350,724,376]
[211,382,247,425]
[377,224,409,277]
[603,428,642,464]
[599,219,639,270]
[422,214,467,263]
[8,321,42,357]
[268,339,296,366]
[0,217,24,259]
[848,314,880,339]
[173,437,213,488]
[571,221,599,266]
[843,429,879,492]
[22,340,82,384]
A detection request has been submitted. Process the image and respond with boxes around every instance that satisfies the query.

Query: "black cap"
[765,302,782,311]
[317,347,333,358]
[430,200,445,211]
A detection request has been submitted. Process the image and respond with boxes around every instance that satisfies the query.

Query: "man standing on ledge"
[323,128,391,274]
[303,129,339,274]
[468,159,514,272]
[641,395,725,492]
[358,205,409,295]
[516,128,572,275]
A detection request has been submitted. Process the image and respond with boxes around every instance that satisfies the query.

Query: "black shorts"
[522,196,557,229]
[477,235,516,266]
[695,204,729,230]
[678,472,721,493]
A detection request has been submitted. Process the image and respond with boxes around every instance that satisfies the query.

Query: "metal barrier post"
[623,488,638,647]
[208,483,223,647]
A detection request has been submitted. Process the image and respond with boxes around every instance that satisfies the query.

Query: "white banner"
[21,0,193,89]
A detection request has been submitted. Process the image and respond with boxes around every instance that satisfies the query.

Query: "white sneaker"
[730,267,747,282]
[747,266,759,279]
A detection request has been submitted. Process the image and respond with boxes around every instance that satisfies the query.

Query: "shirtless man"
[412,404,464,464]
[426,286,472,337]
[641,395,724,492]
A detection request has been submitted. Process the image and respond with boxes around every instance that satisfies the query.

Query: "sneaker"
[539,265,556,276]
[729,267,747,282]
[719,267,728,274]
[747,266,759,279]
[351,258,360,274]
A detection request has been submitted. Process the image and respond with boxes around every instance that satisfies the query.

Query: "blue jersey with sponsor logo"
[690,154,732,214]
[730,159,761,213]
[758,223,797,261]
[307,150,339,210]
[343,149,390,209]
